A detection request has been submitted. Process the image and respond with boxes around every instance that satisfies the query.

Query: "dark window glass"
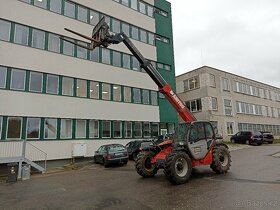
[151,123,159,137]
[78,5,88,23]
[0,66,7,88]
[139,2,146,14]
[7,117,22,139]
[124,122,132,138]
[123,54,131,69]
[29,72,43,92]
[133,88,141,103]
[144,123,151,137]
[122,23,130,36]
[0,117,2,138]
[14,24,29,46]
[148,33,155,45]
[64,1,75,18]
[102,48,111,64]
[11,69,26,90]
[151,91,158,105]
[112,51,121,67]
[90,81,99,99]
[102,121,111,138]
[140,30,147,43]
[132,57,140,71]
[62,77,73,96]
[77,79,87,97]
[90,10,99,26]
[102,83,110,100]
[142,89,149,104]
[46,75,59,94]
[134,122,142,138]
[44,118,57,139]
[90,47,99,62]
[77,42,87,59]
[63,39,74,56]
[113,121,122,138]
[50,0,62,14]
[48,33,60,53]
[124,87,131,102]
[147,5,154,17]
[112,19,121,33]
[27,118,40,139]
[0,19,11,41]
[34,0,47,8]
[131,26,139,40]
[89,120,99,138]
[113,85,121,101]
[32,29,45,49]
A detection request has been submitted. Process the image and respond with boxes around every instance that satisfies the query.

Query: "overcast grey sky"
[169,0,280,88]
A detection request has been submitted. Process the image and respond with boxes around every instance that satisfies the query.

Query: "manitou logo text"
[169,90,185,109]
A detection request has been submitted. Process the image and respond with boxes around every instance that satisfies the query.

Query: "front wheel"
[135,151,158,178]
[164,152,192,185]
[211,146,231,174]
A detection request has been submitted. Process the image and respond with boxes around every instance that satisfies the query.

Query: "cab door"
[187,122,209,160]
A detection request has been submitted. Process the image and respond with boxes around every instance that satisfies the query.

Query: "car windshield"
[108,145,125,152]
[173,123,191,142]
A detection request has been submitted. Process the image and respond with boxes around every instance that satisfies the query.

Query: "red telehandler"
[62,17,231,185]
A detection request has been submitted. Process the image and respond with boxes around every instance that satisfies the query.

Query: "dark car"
[125,140,152,161]
[93,144,128,167]
[230,131,263,145]
[260,131,274,144]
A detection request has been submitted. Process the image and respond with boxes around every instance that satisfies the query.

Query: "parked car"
[93,144,128,167]
[260,131,274,144]
[230,131,263,145]
[125,140,152,161]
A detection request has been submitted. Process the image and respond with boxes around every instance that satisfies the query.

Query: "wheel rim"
[175,158,188,177]
[144,156,155,172]
[219,152,229,167]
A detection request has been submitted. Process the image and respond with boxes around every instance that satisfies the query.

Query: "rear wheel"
[135,151,158,178]
[211,146,231,174]
[164,152,192,185]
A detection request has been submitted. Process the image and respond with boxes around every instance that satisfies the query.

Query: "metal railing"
[25,141,47,172]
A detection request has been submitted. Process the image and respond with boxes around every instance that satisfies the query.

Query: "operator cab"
[174,121,217,160]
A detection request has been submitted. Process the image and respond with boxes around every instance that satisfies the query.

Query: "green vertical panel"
[9,23,15,43]
[111,121,114,139]
[87,8,90,24]
[99,82,102,100]
[61,0,65,15]
[72,119,76,139]
[74,42,77,58]
[140,89,143,104]
[6,67,11,90]
[87,80,90,98]
[30,0,34,5]
[86,119,89,139]
[45,32,49,51]
[42,73,47,94]
[100,120,103,139]
[132,121,135,139]
[58,76,63,95]
[28,28,33,47]
[141,122,144,138]
[59,35,64,54]
[22,117,27,140]
[121,121,125,139]
[148,90,151,105]
[57,118,61,139]
[40,117,45,140]
[1,116,8,140]
[25,71,30,92]
[75,4,78,20]
[73,78,77,97]
[99,47,102,63]
[47,0,50,10]
[110,84,113,101]
[121,86,124,102]
[131,87,134,103]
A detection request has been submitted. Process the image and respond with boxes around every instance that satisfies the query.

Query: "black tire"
[211,146,231,174]
[132,152,138,161]
[268,141,273,144]
[257,143,262,146]
[164,152,192,185]
[103,158,109,168]
[135,151,158,178]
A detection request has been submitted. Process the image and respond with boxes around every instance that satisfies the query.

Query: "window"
[90,81,99,99]
[77,42,87,59]
[0,116,2,138]
[11,69,26,90]
[27,118,40,139]
[63,39,74,56]
[0,19,11,41]
[124,87,131,102]
[190,123,205,142]
[164,65,171,71]
[148,33,155,45]
[0,66,7,88]
[102,121,111,138]
[134,122,142,138]
[131,0,138,10]
[20,0,31,3]
[142,89,150,104]
[226,122,234,135]
[139,2,146,14]
[157,63,164,69]
[102,83,111,100]
[48,33,60,53]
[102,48,111,64]
[186,99,202,112]
[62,77,73,96]
[121,0,129,6]
[76,120,86,138]
[113,85,121,101]
[133,88,141,103]
[143,122,151,137]
[132,57,140,71]
[89,120,99,138]
[64,1,75,18]
[112,19,121,33]
[77,79,87,97]
[90,47,99,62]
[124,121,132,138]
[224,99,232,116]
[131,26,139,40]
[60,119,72,139]
[222,78,230,91]
[151,123,159,137]
[7,117,22,139]
[205,123,214,139]
[34,0,47,9]
[46,75,59,94]
[89,10,99,26]
[147,5,154,17]
[211,97,217,110]
[123,54,131,69]
[112,51,121,67]
[14,24,29,46]
[151,91,158,105]
[44,118,57,139]
[122,23,130,36]
[140,30,147,43]
[50,0,62,14]
[29,72,43,92]
[113,121,122,138]
[78,5,88,23]
[210,74,216,87]
[184,76,199,91]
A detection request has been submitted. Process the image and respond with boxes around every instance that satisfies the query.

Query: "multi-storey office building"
[176,66,280,139]
[0,0,177,161]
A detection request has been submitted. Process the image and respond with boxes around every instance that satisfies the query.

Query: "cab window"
[189,123,205,142]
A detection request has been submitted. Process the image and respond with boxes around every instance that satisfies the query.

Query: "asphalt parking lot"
[0,145,279,210]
